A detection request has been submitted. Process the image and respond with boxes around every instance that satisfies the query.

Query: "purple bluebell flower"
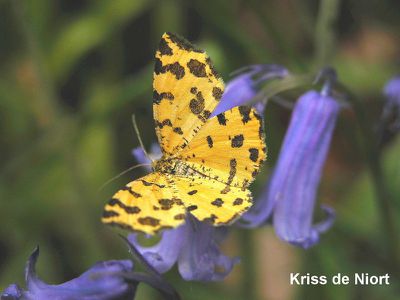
[382,75,400,130]
[132,143,162,172]
[129,217,239,281]
[1,245,181,300]
[383,75,400,106]
[1,284,23,300]
[211,64,289,116]
[241,89,340,248]
[1,247,137,300]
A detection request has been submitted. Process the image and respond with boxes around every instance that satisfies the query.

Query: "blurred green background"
[1,0,400,299]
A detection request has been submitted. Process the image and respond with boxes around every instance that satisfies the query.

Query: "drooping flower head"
[241,75,340,248]
[128,217,239,281]
[1,245,181,300]
[1,247,136,300]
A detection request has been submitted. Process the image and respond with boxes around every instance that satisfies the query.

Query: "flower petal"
[269,91,340,248]
[177,219,239,281]
[127,225,186,274]
[211,64,289,116]
[24,247,136,300]
[1,284,23,300]
[313,204,336,234]
[132,147,151,165]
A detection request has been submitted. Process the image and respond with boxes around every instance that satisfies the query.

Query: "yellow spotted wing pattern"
[152,32,224,154]
[179,106,266,189]
[102,33,266,235]
[173,175,252,225]
[102,173,185,234]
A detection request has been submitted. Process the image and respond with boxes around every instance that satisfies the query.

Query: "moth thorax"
[153,158,174,173]
[153,158,191,176]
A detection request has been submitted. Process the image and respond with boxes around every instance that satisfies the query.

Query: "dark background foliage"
[1,0,399,299]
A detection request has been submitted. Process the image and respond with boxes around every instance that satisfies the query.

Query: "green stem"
[247,73,314,108]
[314,0,340,68]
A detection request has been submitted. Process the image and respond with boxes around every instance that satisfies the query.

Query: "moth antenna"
[132,114,154,163]
[98,163,151,191]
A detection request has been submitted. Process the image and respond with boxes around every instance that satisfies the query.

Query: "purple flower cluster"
[241,90,339,248]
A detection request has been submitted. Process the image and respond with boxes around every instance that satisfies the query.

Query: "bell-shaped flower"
[1,245,181,300]
[128,217,238,281]
[241,88,340,248]
[1,247,136,300]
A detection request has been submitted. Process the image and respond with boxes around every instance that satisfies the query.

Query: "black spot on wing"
[102,210,119,218]
[154,57,163,74]
[249,148,259,162]
[226,159,237,185]
[158,199,175,210]
[206,135,213,148]
[154,57,185,80]
[121,186,142,198]
[107,198,141,214]
[187,59,207,77]
[205,57,221,79]
[188,190,198,195]
[189,91,205,114]
[167,32,204,53]
[174,213,186,220]
[217,113,227,125]
[231,134,244,148]
[203,214,217,224]
[173,127,183,135]
[211,198,224,207]
[158,37,173,55]
[138,217,160,227]
[202,110,211,119]
[242,179,249,190]
[190,87,198,94]
[156,119,173,129]
[259,123,264,139]
[239,106,252,124]
[165,62,185,79]
[233,198,244,206]
[140,180,166,188]
[187,205,198,211]
[221,185,230,194]
[212,87,223,101]
[153,90,174,105]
